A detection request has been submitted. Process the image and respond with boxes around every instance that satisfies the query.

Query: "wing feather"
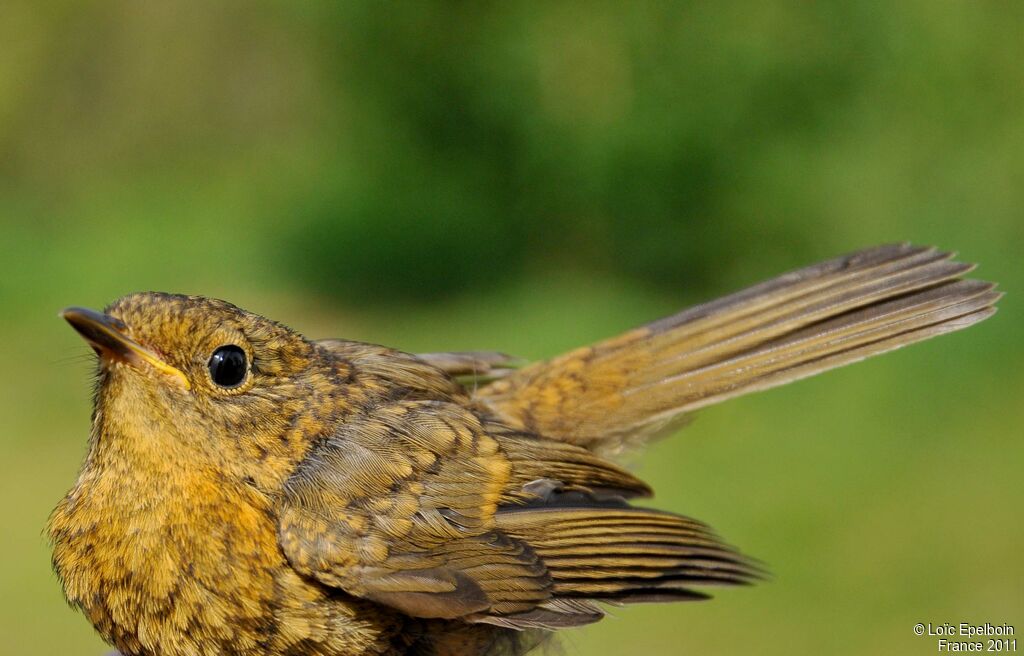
[278,401,756,627]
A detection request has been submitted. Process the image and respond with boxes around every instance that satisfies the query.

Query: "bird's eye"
[208,345,248,388]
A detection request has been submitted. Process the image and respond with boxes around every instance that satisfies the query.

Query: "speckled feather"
[49,244,997,656]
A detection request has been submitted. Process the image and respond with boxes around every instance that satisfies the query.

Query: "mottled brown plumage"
[50,244,998,655]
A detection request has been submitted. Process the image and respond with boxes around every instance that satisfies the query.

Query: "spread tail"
[475,243,999,455]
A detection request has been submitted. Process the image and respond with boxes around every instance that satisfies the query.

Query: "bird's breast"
[49,466,401,655]
[50,464,280,653]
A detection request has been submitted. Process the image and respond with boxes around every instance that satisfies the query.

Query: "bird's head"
[62,293,346,489]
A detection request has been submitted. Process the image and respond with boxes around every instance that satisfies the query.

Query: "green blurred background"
[1,2,1021,654]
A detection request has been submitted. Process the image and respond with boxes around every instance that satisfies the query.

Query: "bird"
[49,243,999,656]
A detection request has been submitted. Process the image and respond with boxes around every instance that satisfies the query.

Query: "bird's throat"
[49,392,288,654]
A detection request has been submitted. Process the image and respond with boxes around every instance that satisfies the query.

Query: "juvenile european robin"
[50,244,998,656]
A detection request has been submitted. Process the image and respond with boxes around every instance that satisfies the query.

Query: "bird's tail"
[475,244,999,456]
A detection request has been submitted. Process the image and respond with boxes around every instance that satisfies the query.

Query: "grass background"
[0,2,1020,654]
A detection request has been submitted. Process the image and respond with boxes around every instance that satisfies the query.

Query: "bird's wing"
[278,400,535,619]
[278,400,757,628]
[475,243,999,456]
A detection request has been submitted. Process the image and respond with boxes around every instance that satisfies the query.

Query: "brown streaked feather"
[475,243,1000,455]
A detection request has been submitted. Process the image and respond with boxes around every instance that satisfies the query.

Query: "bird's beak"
[61,306,191,390]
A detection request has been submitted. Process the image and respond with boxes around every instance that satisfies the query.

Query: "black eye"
[208,345,248,388]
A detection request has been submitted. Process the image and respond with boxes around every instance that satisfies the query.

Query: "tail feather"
[632,278,999,423]
[476,243,999,455]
